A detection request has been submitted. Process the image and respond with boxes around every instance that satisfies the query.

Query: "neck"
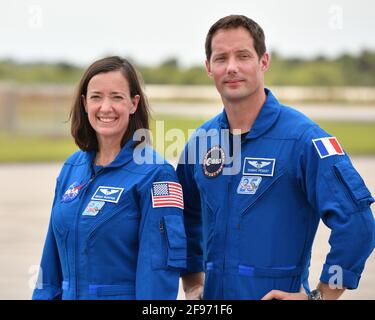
[95,137,121,166]
[223,87,266,134]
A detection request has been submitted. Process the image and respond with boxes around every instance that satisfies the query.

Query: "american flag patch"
[151,181,184,209]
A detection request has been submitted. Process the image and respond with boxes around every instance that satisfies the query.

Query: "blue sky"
[0,0,374,66]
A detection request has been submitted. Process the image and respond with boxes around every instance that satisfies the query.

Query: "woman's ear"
[81,95,88,113]
[130,95,140,114]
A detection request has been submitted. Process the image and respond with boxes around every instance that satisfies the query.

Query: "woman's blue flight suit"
[33,140,187,299]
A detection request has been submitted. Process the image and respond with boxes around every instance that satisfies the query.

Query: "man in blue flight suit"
[176,15,375,300]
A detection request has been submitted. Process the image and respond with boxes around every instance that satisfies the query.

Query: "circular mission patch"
[203,145,225,178]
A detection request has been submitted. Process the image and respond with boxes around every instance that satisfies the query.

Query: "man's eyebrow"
[212,52,227,58]
[236,49,252,54]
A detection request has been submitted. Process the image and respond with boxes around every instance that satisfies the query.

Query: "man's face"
[206,27,269,104]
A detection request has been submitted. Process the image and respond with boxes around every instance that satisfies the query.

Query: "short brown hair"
[205,15,266,61]
[70,56,150,151]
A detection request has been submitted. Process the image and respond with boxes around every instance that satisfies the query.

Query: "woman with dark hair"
[32,56,186,300]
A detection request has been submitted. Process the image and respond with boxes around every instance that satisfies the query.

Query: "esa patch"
[203,145,225,178]
[82,200,105,216]
[237,176,262,194]
[242,158,276,176]
[91,186,124,203]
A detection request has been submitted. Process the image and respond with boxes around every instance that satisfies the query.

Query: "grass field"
[0,117,374,162]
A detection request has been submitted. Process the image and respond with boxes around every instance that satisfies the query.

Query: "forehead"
[87,70,130,92]
[211,27,255,54]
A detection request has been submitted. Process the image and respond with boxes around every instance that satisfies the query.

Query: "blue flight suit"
[176,89,375,300]
[33,140,187,300]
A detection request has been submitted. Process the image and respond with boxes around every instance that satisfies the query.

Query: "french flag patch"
[151,181,184,209]
[312,137,345,159]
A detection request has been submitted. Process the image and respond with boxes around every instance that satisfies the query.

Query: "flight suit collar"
[84,138,135,168]
[218,88,281,139]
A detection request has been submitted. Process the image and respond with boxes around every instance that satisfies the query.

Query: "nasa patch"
[243,157,276,177]
[61,182,82,203]
[203,146,225,178]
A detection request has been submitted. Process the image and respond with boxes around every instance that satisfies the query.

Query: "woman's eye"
[113,96,123,100]
[90,95,100,100]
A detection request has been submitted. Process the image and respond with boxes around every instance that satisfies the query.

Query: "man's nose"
[226,56,239,74]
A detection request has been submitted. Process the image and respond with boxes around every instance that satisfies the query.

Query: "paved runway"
[0,158,374,299]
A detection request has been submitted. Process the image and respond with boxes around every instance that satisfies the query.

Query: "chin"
[96,130,124,140]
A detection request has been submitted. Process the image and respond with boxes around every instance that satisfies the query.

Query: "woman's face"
[83,70,139,146]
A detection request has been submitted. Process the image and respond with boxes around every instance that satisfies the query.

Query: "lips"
[224,79,244,85]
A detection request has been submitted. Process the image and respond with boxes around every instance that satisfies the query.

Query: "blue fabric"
[177,88,375,299]
[32,140,186,300]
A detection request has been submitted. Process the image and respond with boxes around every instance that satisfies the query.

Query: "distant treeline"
[1,50,375,86]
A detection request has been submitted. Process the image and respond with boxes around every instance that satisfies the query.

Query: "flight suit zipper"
[74,167,105,299]
[222,177,232,299]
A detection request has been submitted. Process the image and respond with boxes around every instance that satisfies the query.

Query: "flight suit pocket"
[89,284,135,299]
[240,170,285,216]
[333,161,374,210]
[152,215,187,270]
[238,264,303,299]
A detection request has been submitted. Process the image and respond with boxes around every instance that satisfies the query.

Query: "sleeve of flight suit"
[296,125,375,290]
[135,164,187,299]
[176,140,204,275]
[32,179,63,300]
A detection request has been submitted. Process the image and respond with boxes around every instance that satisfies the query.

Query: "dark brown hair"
[70,56,150,151]
[205,15,266,61]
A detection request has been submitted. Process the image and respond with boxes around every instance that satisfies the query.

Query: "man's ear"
[260,52,270,72]
[81,95,87,113]
[205,60,213,78]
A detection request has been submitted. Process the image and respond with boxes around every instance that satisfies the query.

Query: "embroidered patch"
[312,137,344,159]
[237,176,262,194]
[203,145,225,178]
[61,182,82,203]
[91,186,124,203]
[243,158,276,176]
[82,201,105,216]
[151,181,184,209]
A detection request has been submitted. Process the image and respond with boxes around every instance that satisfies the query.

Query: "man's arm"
[177,142,205,299]
[316,282,345,300]
[182,272,205,300]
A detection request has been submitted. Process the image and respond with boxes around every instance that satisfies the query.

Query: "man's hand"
[261,290,308,300]
[182,272,204,300]
[261,282,346,300]
[185,284,204,300]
